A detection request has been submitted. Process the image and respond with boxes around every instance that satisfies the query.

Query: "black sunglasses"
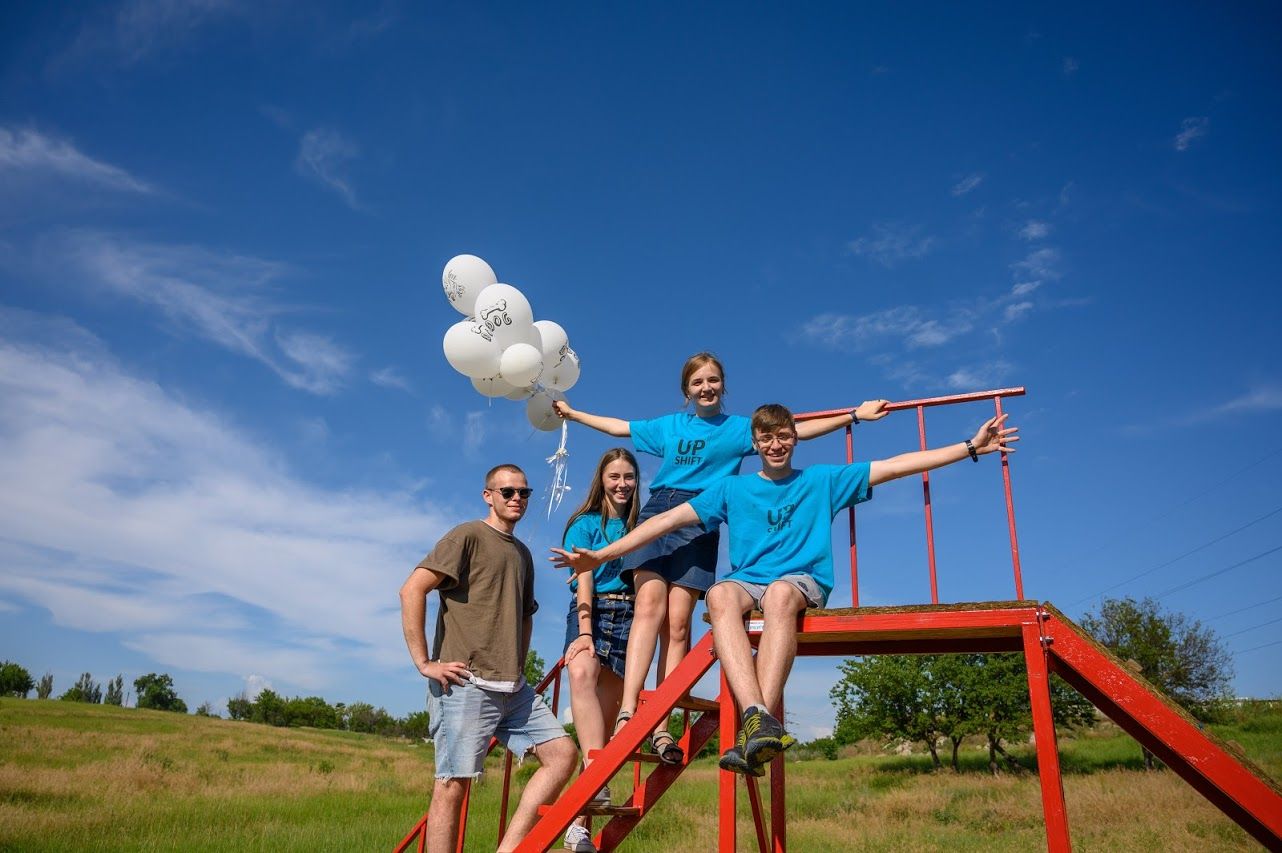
[491,487,533,500]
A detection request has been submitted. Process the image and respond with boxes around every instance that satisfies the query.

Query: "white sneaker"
[563,823,597,852]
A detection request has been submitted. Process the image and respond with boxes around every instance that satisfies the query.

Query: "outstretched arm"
[797,400,891,440]
[554,399,630,437]
[551,503,702,575]
[869,414,1018,486]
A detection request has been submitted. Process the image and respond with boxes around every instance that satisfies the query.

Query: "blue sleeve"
[732,414,755,457]
[562,514,600,551]
[629,415,667,457]
[688,479,730,529]
[830,462,873,511]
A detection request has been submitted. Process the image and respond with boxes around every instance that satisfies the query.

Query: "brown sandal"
[649,730,684,765]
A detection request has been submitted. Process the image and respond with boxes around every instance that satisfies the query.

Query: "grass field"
[1,697,1278,851]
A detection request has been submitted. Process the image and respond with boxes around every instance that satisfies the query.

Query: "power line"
[1152,544,1282,601]
[1222,615,1282,640]
[1052,444,1282,577]
[1234,639,1282,656]
[1069,504,1282,607]
[1204,593,1282,623]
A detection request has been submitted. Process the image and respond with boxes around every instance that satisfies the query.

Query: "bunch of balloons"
[440,254,581,432]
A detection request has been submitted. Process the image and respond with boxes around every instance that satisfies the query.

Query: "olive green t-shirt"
[416,520,537,685]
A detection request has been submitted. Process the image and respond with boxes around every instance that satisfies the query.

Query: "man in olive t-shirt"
[400,464,577,853]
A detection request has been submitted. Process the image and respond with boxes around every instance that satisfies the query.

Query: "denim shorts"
[621,488,719,595]
[426,679,567,779]
[711,573,828,610]
[563,596,633,679]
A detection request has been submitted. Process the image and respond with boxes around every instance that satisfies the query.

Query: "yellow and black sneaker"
[742,708,795,767]
[718,727,765,777]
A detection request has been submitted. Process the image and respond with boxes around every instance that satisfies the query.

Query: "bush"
[0,661,35,698]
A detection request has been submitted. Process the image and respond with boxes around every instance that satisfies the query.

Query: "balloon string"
[546,420,571,519]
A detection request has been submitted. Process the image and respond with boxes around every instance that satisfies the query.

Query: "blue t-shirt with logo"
[629,412,755,492]
[563,513,629,594]
[688,463,873,599]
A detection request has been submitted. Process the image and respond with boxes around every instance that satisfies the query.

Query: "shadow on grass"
[850,742,1149,778]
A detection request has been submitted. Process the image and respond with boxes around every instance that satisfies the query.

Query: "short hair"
[485,464,526,488]
[751,403,795,436]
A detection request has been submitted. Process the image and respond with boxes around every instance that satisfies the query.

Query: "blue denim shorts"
[621,488,719,595]
[563,596,633,679]
[426,679,567,779]
[712,573,828,610]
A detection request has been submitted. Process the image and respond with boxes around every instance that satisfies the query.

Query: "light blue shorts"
[712,573,828,610]
[426,679,568,779]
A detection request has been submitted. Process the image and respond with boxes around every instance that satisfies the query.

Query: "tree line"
[825,596,1234,772]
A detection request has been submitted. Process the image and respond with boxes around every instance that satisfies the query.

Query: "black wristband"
[578,632,593,640]
[851,410,859,425]
[964,438,979,462]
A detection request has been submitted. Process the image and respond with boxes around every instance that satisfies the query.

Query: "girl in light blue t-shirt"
[555,352,888,764]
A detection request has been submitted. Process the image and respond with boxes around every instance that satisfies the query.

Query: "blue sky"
[1,3,1279,740]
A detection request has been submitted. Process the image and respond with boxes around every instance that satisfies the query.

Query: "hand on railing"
[854,399,891,421]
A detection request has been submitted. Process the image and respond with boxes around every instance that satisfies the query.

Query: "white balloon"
[442,319,502,379]
[546,347,581,392]
[527,390,566,432]
[442,255,497,316]
[474,283,535,349]
[504,383,537,400]
[533,320,569,365]
[498,342,543,387]
[471,374,517,398]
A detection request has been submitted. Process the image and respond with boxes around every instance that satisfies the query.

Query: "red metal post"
[846,424,859,607]
[719,671,737,852]
[745,776,770,853]
[996,397,1025,599]
[497,752,513,840]
[1022,621,1071,852]
[770,698,786,853]
[918,405,940,603]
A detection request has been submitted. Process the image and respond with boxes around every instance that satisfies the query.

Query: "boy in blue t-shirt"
[552,403,1019,776]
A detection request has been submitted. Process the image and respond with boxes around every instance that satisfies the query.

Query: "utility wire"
[1052,444,1282,578]
[1069,504,1282,607]
[1234,639,1282,655]
[1204,593,1282,623]
[1221,615,1282,639]
[1151,544,1282,601]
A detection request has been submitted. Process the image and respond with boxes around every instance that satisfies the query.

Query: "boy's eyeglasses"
[491,487,533,500]
[754,432,797,447]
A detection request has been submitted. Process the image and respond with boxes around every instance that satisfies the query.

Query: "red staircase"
[395,387,1282,852]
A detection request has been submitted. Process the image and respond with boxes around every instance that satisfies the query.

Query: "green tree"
[401,709,431,740]
[226,692,252,721]
[283,696,340,729]
[831,655,952,768]
[104,675,125,706]
[134,673,188,713]
[36,672,53,700]
[524,649,546,688]
[251,689,287,726]
[1080,596,1233,722]
[60,672,102,703]
[194,701,217,717]
[0,661,35,697]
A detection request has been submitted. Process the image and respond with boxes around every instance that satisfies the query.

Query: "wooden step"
[637,691,720,713]
[538,803,641,818]
[588,748,660,763]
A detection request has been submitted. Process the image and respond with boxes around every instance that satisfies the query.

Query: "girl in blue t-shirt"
[560,448,640,840]
[555,352,888,764]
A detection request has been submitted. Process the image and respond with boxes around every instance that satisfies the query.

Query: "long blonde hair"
[562,448,640,542]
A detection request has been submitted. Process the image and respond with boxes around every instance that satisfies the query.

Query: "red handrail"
[796,386,1026,606]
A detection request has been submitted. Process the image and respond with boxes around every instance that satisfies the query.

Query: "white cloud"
[296,128,361,209]
[1004,301,1034,322]
[1011,247,1061,280]
[463,411,486,457]
[370,366,412,392]
[1215,386,1282,415]
[951,173,984,197]
[53,230,354,394]
[1011,281,1041,297]
[53,0,248,69]
[1019,220,1050,241]
[0,313,452,689]
[946,360,1014,390]
[0,127,154,194]
[846,223,936,267]
[1174,117,1209,152]
[244,674,272,700]
[800,305,974,351]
